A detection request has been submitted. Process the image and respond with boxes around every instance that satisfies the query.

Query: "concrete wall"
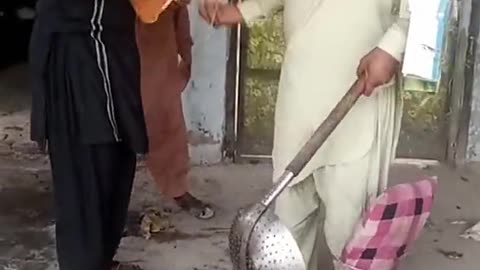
[182,3,229,165]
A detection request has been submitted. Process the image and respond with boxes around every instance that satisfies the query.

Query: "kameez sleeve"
[377,0,411,62]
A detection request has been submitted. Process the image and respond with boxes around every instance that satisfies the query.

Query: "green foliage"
[241,76,277,154]
[246,12,285,70]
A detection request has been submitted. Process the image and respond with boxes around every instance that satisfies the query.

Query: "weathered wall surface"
[468,25,480,161]
[182,4,229,165]
[467,0,480,161]
[467,34,480,161]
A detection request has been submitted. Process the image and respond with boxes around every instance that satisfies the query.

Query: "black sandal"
[174,192,215,220]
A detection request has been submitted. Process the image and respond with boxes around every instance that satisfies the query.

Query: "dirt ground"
[1,64,480,270]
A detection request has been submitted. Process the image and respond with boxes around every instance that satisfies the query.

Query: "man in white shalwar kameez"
[200,1,410,269]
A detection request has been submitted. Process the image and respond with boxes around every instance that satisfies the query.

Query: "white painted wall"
[182,3,229,165]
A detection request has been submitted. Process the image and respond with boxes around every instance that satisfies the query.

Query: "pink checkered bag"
[338,177,438,270]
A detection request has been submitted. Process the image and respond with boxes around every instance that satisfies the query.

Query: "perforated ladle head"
[228,79,366,270]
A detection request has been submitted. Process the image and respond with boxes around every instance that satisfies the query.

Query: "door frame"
[222,8,249,162]
[446,0,478,165]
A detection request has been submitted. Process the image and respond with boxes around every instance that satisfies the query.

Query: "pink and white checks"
[338,177,438,270]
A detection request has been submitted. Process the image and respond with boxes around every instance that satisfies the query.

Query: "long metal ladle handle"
[261,79,365,206]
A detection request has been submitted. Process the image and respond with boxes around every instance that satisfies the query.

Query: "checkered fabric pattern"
[338,177,438,270]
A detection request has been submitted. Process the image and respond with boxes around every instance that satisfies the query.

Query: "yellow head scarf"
[130,0,174,23]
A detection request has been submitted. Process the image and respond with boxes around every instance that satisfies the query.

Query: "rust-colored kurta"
[136,5,193,198]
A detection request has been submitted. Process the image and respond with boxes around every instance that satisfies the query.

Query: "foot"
[174,192,215,220]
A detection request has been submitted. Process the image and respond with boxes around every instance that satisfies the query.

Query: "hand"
[179,60,191,80]
[198,0,243,26]
[356,47,400,96]
[178,60,191,91]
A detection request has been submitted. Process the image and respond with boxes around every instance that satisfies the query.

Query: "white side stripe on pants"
[90,0,121,141]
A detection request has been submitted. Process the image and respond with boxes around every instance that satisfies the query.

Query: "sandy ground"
[2,156,480,270]
[1,64,480,270]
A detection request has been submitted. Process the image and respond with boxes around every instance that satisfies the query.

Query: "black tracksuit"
[29,0,149,269]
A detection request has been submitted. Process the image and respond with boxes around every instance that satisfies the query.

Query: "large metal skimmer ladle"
[229,79,365,270]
